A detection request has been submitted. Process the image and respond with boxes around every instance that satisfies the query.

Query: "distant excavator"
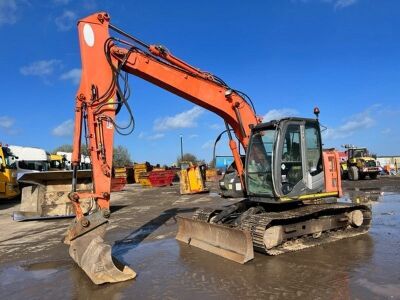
[63,12,371,284]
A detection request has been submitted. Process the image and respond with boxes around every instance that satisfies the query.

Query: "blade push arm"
[70,12,261,218]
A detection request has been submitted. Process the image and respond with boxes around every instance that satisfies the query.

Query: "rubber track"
[240,203,372,255]
[192,207,215,222]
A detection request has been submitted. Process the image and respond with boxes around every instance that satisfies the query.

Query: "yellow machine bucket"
[66,210,136,285]
[13,170,93,221]
[179,165,208,195]
[176,216,254,264]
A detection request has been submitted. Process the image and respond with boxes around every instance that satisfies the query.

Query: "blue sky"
[0,0,399,164]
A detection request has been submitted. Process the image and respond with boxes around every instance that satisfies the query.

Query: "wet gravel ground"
[1,177,400,299]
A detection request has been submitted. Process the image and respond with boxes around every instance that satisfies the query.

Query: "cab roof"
[253,117,319,130]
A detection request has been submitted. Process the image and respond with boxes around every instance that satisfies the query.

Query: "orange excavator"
[65,12,371,284]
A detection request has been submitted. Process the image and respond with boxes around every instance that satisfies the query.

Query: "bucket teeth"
[67,212,136,285]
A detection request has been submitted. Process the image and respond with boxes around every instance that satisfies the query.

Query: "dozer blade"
[176,216,254,264]
[67,211,136,285]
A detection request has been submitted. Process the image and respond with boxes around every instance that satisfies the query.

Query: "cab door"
[275,120,324,197]
[303,121,324,191]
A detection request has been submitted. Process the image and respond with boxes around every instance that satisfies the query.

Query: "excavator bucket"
[13,170,93,221]
[179,165,209,195]
[66,210,136,285]
[176,216,254,264]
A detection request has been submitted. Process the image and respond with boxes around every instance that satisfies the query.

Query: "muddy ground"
[1,177,400,299]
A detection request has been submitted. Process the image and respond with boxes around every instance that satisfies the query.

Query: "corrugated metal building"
[376,156,400,167]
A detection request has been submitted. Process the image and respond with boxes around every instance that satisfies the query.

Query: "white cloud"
[138,131,165,140]
[0,116,15,129]
[20,59,61,77]
[154,107,204,131]
[201,140,214,149]
[333,0,357,9]
[52,119,74,137]
[60,68,81,84]
[55,10,77,31]
[294,0,359,9]
[323,108,375,140]
[209,123,224,130]
[0,116,18,135]
[263,108,298,122]
[189,134,199,139]
[0,0,18,26]
[147,133,165,140]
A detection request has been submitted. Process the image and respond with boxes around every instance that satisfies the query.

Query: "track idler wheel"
[346,209,364,227]
[263,226,284,250]
[66,210,136,285]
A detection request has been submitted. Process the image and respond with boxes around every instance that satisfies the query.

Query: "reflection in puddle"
[175,236,375,299]
[0,260,71,289]
[1,192,400,299]
[341,187,384,204]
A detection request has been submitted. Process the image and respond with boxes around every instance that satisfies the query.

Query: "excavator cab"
[246,118,324,202]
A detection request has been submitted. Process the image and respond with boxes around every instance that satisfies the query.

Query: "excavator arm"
[66,12,261,284]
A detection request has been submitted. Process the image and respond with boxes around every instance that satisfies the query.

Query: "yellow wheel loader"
[341,146,379,180]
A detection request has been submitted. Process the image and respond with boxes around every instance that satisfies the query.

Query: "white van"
[8,145,49,179]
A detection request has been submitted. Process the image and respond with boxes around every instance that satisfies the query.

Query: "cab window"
[280,124,302,194]
[305,123,322,176]
[246,129,274,196]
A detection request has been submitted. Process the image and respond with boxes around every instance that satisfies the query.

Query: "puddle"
[356,278,400,298]
[340,187,384,204]
[1,191,400,299]
[0,259,73,298]
[370,193,400,229]
[96,236,379,299]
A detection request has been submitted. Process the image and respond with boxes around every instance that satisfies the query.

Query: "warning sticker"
[106,120,113,129]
